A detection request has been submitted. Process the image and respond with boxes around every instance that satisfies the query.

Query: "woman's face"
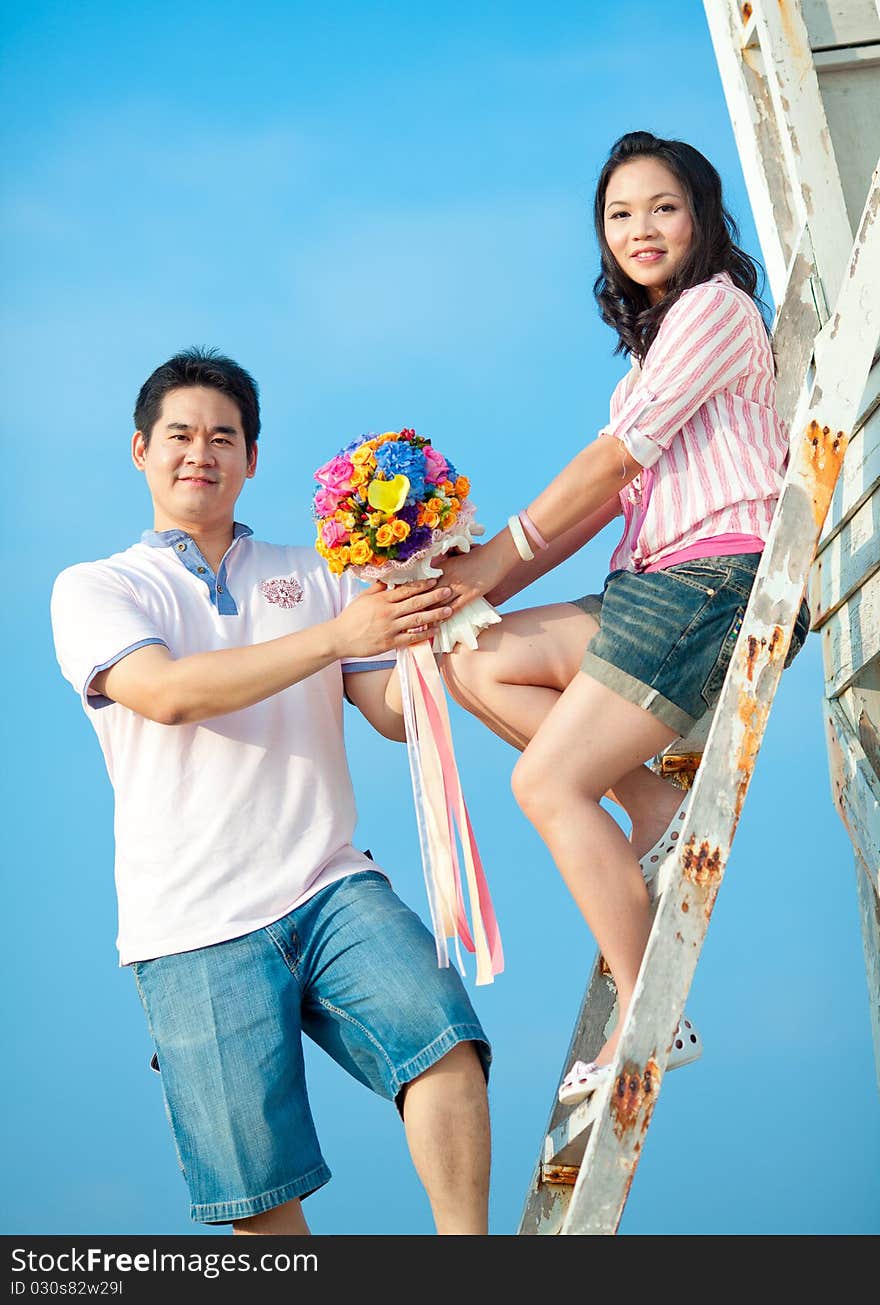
[603,156,694,304]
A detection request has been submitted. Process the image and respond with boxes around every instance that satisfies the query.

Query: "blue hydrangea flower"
[374,440,427,502]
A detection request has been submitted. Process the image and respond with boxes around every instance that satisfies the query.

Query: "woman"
[438,131,810,1104]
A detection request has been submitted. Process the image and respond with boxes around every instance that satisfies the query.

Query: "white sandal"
[558,1017,702,1107]
[639,793,690,886]
[668,1015,702,1069]
[557,1059,613,1106]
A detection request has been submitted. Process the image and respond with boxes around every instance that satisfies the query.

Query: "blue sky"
[3,0,878,1236]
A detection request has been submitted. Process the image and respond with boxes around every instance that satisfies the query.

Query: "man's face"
[132,386,257,532]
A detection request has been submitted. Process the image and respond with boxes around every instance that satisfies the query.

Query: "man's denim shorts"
[132,870,491,1225]
[571,553,811,737]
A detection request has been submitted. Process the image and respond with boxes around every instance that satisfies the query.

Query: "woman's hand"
[439,543,510,611]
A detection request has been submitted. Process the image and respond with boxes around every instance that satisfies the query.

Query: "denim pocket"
[701,606,746,710]
[663,561,733,598]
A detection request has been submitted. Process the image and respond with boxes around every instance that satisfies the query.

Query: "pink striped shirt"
[601,272,788,573]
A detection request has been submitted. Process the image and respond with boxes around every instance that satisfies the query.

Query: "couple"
[51,131,809,1235]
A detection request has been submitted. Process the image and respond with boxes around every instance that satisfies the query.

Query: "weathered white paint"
[703,0,795,300]
[750,0,853,311]
[819,365,880,548]
[825,697,880,869]
[811,490,880,628]
[821,565,880,698]
[801,0,880,47]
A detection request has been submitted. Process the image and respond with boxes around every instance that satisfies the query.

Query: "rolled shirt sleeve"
[602,282,756,469]
[50,563,168,710]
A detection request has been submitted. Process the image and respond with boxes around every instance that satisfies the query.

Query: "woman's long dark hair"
[593,131,768,360]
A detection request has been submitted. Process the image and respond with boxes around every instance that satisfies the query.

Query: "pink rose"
[423,446,449,485]
[321,520,349,548]
[314,487,343,515]
[315,455,355,491]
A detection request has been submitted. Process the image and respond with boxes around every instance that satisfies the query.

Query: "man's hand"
[332,579,453,657]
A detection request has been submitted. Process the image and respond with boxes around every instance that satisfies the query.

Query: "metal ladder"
[519,0,880,1234]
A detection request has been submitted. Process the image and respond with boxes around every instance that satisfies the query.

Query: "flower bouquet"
[312,428,503,984]
[313,428,500,653]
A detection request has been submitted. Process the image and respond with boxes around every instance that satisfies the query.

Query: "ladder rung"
[543,1093,603,1171]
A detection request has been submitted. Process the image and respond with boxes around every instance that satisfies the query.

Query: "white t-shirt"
[50,524,394,964]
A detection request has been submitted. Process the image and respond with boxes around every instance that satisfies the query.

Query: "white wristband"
[507,514,535,561]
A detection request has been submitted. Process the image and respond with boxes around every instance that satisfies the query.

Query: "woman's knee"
[512,749,556,820]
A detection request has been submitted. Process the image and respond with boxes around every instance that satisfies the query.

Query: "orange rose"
[350,538,373,565]
[455,476,470,498]
[391,518,410,541]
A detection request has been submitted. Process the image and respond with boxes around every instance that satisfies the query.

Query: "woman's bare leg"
[442,605,686,855]
[511,671,678,1063]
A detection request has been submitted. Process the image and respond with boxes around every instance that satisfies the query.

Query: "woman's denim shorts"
[133,871,490,1225]
[571,553,811,737]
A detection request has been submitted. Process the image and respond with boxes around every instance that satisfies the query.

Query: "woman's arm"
[484,494,623,607]
[442,435,642,610]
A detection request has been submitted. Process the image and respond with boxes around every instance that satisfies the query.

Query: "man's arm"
[343,665,406,742]
[92,580,453,725]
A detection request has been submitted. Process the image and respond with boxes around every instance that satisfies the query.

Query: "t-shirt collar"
[140,522,253,548]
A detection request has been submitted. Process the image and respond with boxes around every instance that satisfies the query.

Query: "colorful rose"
[350,538,373,565]
[315,455,355,492]
[314,487,343,515]
[423,446,449,485]
[321,519,349,548]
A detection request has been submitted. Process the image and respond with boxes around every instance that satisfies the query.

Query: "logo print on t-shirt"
[260,576,304,608]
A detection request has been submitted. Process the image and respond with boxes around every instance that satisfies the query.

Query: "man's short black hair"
[134,348,261,453]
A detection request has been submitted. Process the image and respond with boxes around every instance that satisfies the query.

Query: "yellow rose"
[352,446,377,467]
[367,511,386,527]
[375,524,395,548]
[391,518,410,541]
[349,466,369,487]
[350,538,373,565]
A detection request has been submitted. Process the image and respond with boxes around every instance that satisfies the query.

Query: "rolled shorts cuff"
[191,1162,332,1225]
[391,1021,491,1104]
[580,649,697,737]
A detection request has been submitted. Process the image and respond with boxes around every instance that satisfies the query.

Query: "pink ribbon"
[398,641,503,985]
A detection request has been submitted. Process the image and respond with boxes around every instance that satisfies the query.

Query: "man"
[50,348,491,1235]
